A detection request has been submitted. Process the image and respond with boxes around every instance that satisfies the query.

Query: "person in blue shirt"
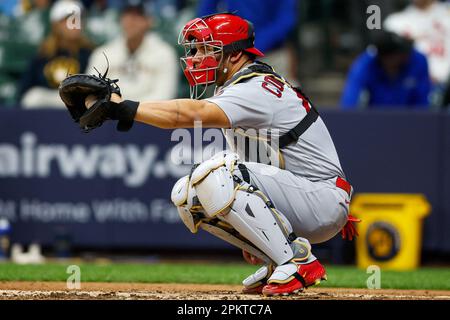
[197,0,298,83]
[0,0,18,17]
[341,31,431,109]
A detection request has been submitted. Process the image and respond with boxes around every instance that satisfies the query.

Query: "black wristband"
[110,99,139,132]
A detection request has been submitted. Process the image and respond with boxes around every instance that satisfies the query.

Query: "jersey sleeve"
[205,79,274,128]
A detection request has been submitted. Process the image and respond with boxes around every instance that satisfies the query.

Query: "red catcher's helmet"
[178,13,264,99]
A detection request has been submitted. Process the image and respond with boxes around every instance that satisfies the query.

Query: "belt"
[239,163,352,197]
[336,177,352,196]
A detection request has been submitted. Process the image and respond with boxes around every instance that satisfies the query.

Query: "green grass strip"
[0,262,449,290]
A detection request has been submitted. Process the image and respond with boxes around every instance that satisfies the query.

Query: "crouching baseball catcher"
[59,13,360,296]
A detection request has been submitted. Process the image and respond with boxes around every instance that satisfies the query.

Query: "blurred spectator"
[84,0,120,46]
[14,0,52,47]
[18,0,94,108]
[86,0,178,101]
[0,1,53,106]
[146,0,186,43]
[384,0,450,86]
[197,0,299,84]
[340,31,431,109]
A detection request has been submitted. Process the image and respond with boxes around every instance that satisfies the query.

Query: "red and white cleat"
[262,260,327,296]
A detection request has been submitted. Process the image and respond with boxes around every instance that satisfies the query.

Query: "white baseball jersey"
[205,63,350,243]
[384,2,450,84]
[206,64,345,182]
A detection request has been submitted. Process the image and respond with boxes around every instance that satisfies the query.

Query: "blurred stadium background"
[1,0,450,277]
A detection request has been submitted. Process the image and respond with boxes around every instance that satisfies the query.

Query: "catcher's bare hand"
[110,93,123,104]
[85,94,98,109]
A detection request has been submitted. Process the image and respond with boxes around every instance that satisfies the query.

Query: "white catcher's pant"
[239,162,350,244]
[171,152,350,266]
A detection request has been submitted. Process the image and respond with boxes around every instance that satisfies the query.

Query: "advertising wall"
[0,109,448,252]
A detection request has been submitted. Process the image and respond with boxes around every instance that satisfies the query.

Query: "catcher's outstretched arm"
[100,93,230,129]
[63,72,230,133]
[84,93,230,131]
[134,98,231,129]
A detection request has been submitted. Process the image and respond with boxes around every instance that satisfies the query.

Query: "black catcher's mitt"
[59,68,121,132]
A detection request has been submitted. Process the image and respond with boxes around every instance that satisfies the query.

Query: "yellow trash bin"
[350,194,431,270]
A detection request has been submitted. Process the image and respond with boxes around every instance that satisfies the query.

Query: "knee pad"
[190,152,239,217]
[171,175,203,233]
[171,152,240,232]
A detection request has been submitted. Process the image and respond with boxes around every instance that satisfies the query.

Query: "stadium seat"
[0,39,38,74]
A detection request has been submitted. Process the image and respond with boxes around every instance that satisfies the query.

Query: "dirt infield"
[0,282,449,300]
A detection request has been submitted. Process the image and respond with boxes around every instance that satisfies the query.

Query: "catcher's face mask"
[178,13,264,99]
[178,18,223,99]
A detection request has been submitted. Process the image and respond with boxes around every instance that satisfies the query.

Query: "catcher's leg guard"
[171,167,271,264]
[199,221,271,264]
[190,152,310,266]
[218,187,297,265]
[242,264,274,294]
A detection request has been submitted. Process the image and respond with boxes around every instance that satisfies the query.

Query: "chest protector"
[219,61,320,167]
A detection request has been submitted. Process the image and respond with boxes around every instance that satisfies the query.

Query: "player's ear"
[229,51,243,63]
